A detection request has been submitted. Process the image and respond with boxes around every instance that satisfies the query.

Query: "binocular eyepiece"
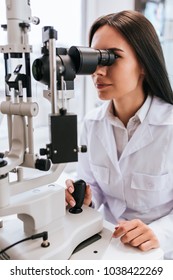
[32,46,116,87]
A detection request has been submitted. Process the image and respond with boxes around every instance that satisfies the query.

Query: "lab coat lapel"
[93,96,172,164]
[120,119,153,160]
[119,96,173,160]
[96,120,119,168]
[95,115,153,166]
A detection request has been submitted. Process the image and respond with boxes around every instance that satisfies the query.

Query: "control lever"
[69,179,86,214]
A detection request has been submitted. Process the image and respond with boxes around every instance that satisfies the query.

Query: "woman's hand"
[65,179,92,207]
[112,219,160,251]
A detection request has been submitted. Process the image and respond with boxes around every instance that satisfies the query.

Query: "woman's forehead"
[91,25,131,52]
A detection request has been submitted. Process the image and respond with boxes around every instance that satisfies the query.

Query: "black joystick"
[69,179,86,214]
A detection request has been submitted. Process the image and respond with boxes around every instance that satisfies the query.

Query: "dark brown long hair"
[89,10,173,104]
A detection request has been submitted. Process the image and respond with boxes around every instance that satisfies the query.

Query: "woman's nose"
[93,65,108,76]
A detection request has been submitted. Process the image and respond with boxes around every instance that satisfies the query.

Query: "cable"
[0,231,50,255]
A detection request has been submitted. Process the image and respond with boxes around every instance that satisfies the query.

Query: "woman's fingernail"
[70,200,76,207]
[68,186,73,193]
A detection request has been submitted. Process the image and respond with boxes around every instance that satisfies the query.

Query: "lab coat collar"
[94,96,173,163]
[119,118,153,160]
[148,96,173,125]
[89,96,173,125]
[120,96,173,160]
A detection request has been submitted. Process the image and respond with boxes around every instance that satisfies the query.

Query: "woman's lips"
[96,83,111,89]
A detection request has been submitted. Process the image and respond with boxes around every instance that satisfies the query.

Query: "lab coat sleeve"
[77,120,105,209]
[148,209,173,259]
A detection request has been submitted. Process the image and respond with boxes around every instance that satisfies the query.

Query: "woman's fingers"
[65,179,76,207]
[65,179,92,207]
[113,219,160,251]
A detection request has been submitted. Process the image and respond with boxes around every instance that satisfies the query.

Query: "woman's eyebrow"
[108,47,124,52]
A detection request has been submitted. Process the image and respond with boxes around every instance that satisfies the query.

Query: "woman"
[66,10,173,259]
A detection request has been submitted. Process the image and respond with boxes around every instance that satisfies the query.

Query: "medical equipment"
[0,0,116,260]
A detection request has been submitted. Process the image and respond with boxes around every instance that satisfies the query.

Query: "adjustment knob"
[0,158,7,167]
[78,145,87,153]
[40,148,48,156]
[35,158,51,171]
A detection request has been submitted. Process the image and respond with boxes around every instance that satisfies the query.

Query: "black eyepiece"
[68,46,115,74]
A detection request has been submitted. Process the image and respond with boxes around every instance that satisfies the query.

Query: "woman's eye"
[114,53,120,59]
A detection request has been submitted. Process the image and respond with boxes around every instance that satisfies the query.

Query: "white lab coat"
[77,96,173,259]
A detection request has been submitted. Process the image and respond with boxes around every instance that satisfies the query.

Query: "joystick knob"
[69,179,86,214]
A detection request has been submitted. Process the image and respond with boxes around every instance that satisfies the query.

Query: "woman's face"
[91,25,145,102]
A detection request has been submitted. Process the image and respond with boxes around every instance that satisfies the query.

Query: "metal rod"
[49,37,57,114]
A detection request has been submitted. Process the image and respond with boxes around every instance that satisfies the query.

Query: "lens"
[32,55,50,85]
[32,54,76,86]
[98,49,115,66]
[68,46,115,74]
[68,46,99,74]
